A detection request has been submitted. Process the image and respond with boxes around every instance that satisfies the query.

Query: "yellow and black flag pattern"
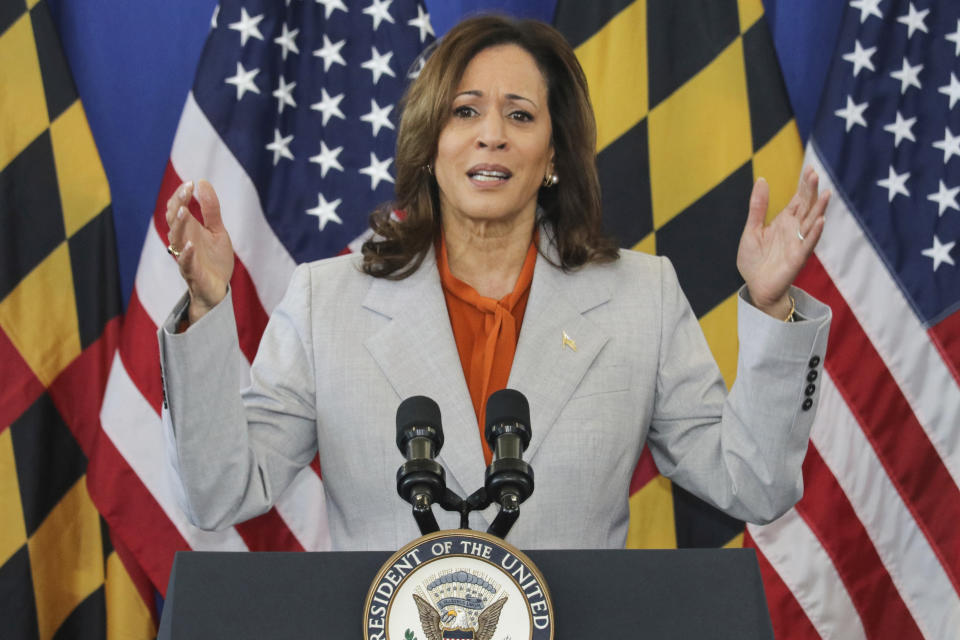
[1,1,155,637]
[554,0,805,549]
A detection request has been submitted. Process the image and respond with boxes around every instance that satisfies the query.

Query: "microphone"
[395,396,446,534]
[483,389,534,537]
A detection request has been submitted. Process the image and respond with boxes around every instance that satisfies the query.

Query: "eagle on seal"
[413,593,508,640]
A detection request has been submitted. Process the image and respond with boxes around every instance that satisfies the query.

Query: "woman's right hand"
[165,180,235,326]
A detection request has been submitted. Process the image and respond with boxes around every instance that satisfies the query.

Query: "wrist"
[187,300,213,326]
[751,291,793,320]
[187,285,227,325]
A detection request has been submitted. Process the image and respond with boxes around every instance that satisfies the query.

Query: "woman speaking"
[159,15,831,550]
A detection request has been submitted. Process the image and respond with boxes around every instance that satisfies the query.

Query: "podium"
[158,548,774,638]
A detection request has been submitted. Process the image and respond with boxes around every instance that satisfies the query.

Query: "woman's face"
[434,44,554,232]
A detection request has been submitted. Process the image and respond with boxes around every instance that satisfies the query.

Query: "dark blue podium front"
[158,548,774,639]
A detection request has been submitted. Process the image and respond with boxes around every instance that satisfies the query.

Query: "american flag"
[746,1,960,637]
[99,0,434,590]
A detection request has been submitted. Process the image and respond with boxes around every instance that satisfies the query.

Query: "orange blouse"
[437,235,538,464]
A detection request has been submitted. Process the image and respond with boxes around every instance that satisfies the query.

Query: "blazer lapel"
[360,237,612,529]
[508,245,612,463]
[362,249,490,508]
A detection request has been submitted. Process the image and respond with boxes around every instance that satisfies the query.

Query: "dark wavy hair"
[361,14,618,278]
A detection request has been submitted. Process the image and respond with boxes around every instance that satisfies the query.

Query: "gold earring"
[543,173,558,187]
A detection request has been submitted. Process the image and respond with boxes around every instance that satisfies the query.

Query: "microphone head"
[484,389,531,449]
[396,395,444,452]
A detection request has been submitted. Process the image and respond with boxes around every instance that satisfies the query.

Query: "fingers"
[164,179,218,272]
[165,181,194,230]
[802,215,826,252]
[797,167,818,216]
[790,167,830,243]
[813,188,831,219]
[780,166,814,220]
[745,177,770,232]
[177,239,196,273]
[167,205,193,256]
[800,165,816,195]
[800,189,831,241]
[797,168,833,227]
[194,179,225,232]
[165,179,224,236]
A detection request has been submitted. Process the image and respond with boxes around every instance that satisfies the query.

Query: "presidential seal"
[364,531,554,640]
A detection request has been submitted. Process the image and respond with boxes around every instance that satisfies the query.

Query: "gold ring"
[167,244,181,258]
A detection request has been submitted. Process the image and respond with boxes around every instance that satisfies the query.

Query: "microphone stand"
[403,485,519,539]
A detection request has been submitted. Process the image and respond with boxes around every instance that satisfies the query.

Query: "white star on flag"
[843,40,876,76]
[313,34,347,72]
[897,3,929,39]
[306,193,343,231]
[310,88,346,125]
[309,141,344,178]
[927,180,960,217]
[877,166,911,202]
[361,46,396,84]
[266,129,295,165]
[835,95,868,132]
[225,62,261,100]
[921,235,956,271]
[883,111,916,147]
[359,152,394,189]
[938,73,960,110]
[360,99,395,136]
[315,0,348,20]
[849,0,883,24]
[363,0,395,30]
[228,8,265,47]
[274,23,300,60]
[933,127,960,164]
[272,76,297,113]
[890,58,923,94]
[407,5,434,42]
[948,20,960,57]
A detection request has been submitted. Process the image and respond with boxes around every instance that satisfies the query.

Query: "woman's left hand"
[736,167,831,319]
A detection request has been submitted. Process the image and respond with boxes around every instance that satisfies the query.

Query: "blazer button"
[809,355,821,368]
[807,370,818,383]
[802,397,813,411]
[805,383,816,396]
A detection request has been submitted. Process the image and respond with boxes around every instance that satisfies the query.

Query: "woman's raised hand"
[165,180,235,325]
[736,168,830,319]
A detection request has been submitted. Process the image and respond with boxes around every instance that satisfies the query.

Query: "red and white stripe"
[748,144,960,639]
[99,92,334,593]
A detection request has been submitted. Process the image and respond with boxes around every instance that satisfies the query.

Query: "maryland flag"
[0,1,155,637]
[553,0,803,550]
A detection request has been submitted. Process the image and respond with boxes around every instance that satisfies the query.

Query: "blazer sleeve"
[158,264,319,530]
[645,258,831,524]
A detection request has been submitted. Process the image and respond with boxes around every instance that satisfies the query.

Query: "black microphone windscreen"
[396,395,444,450]
[484,389,530,432]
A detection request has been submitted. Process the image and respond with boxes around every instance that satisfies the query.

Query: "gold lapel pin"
[562,331,577,352]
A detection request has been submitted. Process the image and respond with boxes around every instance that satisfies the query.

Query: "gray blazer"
[159,239,831,551]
